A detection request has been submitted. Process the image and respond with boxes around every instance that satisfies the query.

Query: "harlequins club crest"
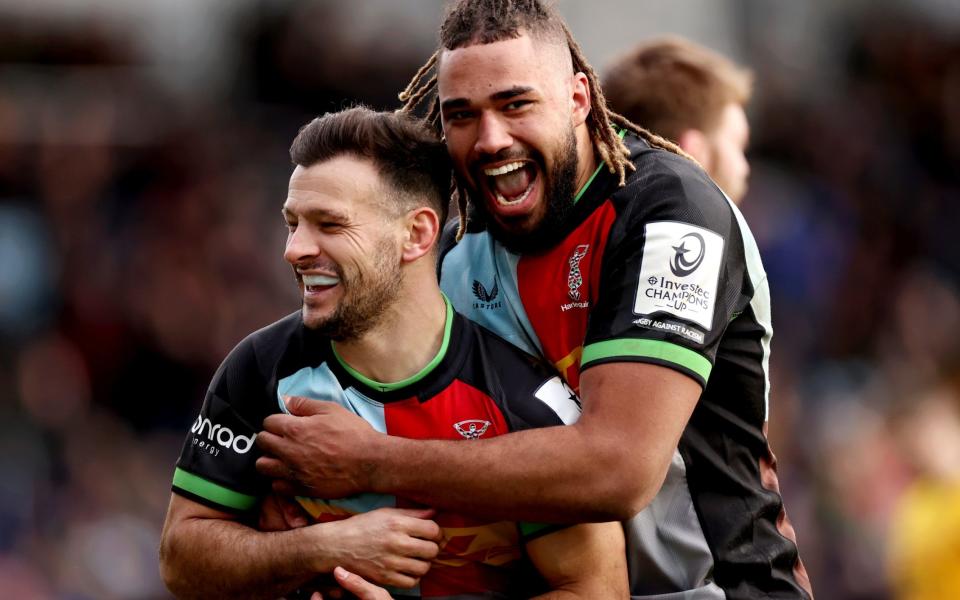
[454,419,491,439]
[567,244,589,301]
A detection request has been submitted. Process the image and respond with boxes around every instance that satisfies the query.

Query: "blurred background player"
[603,36,753,204]
[886,382,960,600]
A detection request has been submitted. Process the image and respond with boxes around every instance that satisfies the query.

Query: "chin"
[492,213,540,236]
[483,192,545,229]
[301,307,331,330]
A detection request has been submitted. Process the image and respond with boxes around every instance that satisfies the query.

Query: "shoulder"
[613,133,738,236]
[234,311,302,361]
[457,312,539,363]
[213,311,305,391]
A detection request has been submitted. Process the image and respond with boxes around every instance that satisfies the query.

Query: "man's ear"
[401,206,441,263]
[677,129,712,171]
[570,71,591,127]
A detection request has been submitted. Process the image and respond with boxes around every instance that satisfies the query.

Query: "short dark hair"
[603,36,753,142]
[290,106,451,224]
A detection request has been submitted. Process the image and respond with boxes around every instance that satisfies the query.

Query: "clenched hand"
[257,396,385,497]
[317,507,442,588]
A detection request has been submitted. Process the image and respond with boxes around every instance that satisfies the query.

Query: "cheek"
[444,129,473,163]
[716,143,744,175]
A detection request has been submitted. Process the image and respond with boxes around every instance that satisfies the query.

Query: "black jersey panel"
[173,318,294,510]
[678,405,811,599]
[583,143,747,380]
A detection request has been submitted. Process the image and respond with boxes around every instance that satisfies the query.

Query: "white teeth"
[302,274,339,286]
[483,161,524,176]
[494,184,533,206]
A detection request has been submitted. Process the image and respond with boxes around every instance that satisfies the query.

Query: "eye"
[504,99,531,111]
[444,109,475,123]
[284,219,297,232]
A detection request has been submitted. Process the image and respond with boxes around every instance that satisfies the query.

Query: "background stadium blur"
[1,1,958,598]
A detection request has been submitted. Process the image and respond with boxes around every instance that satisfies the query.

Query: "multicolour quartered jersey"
[172,298,580,599]
[439,133,813,600]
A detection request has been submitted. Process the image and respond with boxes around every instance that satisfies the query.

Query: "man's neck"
[574,125,599,194]
[333,286,448,386]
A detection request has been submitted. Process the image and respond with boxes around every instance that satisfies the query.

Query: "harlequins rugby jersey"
[439,132,813,600]
[172,297,580,599]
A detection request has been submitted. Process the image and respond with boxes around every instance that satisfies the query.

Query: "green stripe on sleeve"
[518,522,552,537]
[581,339,712,382]
[518,522,565,542]
[172,468,257,511]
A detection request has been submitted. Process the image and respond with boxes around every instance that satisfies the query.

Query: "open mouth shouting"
[480,159,541,218]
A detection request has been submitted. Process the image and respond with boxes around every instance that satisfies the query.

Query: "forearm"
[372,423,653,522]
[533,590,594,599]
[160,515,333,599]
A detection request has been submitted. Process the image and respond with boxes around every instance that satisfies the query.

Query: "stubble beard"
[305,237,404,341]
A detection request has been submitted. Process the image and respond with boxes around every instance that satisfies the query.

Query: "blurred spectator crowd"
[0,3,958,599]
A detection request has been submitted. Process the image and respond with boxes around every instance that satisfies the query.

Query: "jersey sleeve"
[582,155,747,388]
[172,333,273,514]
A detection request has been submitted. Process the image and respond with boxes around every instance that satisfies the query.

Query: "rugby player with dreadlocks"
[257,1,813,598]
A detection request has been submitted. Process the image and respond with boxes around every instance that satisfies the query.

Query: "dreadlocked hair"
[398,0,693,240]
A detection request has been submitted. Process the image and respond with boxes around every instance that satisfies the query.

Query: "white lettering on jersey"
[191,415,255,454]
[634,221,724,331]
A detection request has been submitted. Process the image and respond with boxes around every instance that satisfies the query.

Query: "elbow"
[584,442,670,521]
[589,478,651,522]
[159,527,193,599]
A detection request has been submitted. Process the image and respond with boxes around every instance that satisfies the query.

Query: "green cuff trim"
[519,522,554,538]
[581,339,712,382]
[173,468,257,511]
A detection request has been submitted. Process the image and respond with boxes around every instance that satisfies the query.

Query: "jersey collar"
[329,294,457,398]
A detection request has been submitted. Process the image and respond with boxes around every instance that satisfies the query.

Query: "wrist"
[363,433,403,494]
[299,521,341,575]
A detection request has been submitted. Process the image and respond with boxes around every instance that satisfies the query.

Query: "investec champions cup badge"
[633,222,724,338]
[669,233,706,277]
[561,244,590,311]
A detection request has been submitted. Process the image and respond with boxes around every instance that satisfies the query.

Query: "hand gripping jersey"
[172,299,580,599]
[439,133,813,600]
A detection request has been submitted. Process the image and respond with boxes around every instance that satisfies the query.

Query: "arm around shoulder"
[365,361,701,522]
[574,360,701,518]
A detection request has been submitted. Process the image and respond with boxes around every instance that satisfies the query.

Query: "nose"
[283,224,320,266]
[474,112,513,157]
